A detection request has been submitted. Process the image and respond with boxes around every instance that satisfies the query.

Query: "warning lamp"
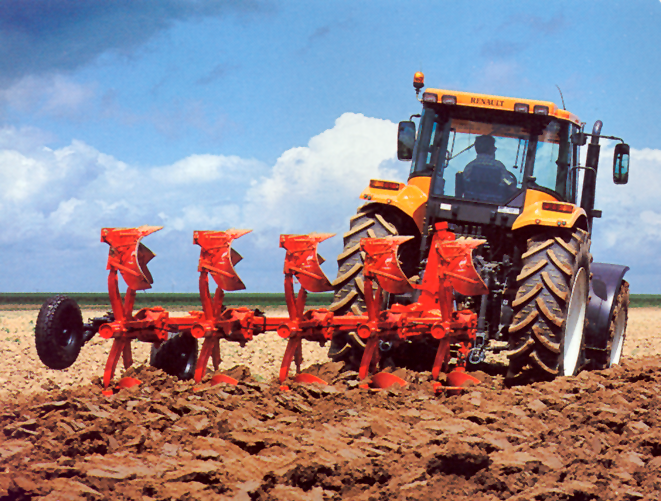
[413,71,425,96]
[533,105,549,115]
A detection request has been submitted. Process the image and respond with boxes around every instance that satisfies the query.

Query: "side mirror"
[397,121,416,160]
[613,143,630,185]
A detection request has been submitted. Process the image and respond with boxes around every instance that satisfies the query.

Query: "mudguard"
[584,262,629,351]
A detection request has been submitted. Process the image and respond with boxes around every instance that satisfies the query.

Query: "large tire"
[327,206,419,363]
[330,208,399,315]
[506,228,591,380]
[592,281,629,370]
[150,332,198,381]
[35,295,84,370]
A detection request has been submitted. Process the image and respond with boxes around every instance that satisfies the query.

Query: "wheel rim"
[178,334,197,379]
[56,306,78,348]
[563,267,588,376]
[609,311,626,366]
[56,327,74,347]
[182,349,195,375]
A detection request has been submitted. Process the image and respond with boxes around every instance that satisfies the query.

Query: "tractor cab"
[397,84,630,239]
[409,101,579,203]
[399,89,584,234]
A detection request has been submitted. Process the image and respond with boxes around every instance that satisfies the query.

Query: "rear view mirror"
[397,121,416,160]
[613,143,630,185]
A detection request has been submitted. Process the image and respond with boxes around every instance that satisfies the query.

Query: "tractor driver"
[462,135,516,201]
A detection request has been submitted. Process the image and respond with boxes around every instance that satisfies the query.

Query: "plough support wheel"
[35,295,84,370]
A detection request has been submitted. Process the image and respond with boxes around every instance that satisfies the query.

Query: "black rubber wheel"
[35,295,84,370]
[591,281,629,370]
[330,209,399,315]
[150,332,198,381]
[328,206,419,365]
[506,228,591,380]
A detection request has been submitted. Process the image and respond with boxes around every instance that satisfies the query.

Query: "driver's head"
[475,135,496,155]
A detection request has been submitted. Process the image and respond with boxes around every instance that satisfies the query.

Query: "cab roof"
[422,88,582,126]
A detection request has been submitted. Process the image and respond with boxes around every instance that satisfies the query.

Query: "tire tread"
[35,295,84,370]
[507,229,591,380]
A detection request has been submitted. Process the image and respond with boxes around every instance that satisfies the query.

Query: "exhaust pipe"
[580,120,603,229]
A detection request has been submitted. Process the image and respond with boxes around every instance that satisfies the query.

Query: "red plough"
[191,229,258,387]
[58,223,489,396]
[98,226,203,395]
[356,224,488,392]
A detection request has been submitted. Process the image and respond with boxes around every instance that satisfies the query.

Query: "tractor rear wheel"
[327,206,419,364]
[506,228,591,380]
[150,332,198,381]
[35,295,84,370]
[592,281,629,370]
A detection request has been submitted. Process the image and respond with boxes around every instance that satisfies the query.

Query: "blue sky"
[1,0,660,294]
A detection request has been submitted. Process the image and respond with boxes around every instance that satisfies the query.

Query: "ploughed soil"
[1,307,661,500]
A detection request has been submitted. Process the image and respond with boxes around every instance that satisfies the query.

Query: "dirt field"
[1,306,661,500]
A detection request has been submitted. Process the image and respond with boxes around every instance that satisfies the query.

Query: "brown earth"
[1,307,661,500]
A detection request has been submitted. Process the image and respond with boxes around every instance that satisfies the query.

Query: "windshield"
[411,107,574,204]
[533,120,573,200]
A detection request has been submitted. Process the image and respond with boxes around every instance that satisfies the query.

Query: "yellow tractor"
[329,73,631,380]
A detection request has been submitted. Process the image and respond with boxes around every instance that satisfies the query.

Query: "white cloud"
[591,143,661,292]
[151,154,258,184]
[0,125,55,150]
[4,114,656,294]
[0,113,406,292]
[48,198,85,227]
[158,204,243,232]
[0,138,103,216]
[244,112,402,234]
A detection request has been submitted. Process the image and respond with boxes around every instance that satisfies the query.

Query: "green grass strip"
[2,293,660,308]
[629,295,661,308]
[0,292,335,308]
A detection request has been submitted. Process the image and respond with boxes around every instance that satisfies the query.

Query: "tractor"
[33,74,632,393]
[328,72,631,381]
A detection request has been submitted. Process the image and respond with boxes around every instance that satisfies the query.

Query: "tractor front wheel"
[507,228,591,380]
[35,295,84,370]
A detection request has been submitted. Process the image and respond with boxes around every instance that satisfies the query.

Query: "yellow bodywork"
[360,179,586,235]
[360,177,430,232]
[512,190,587,231]
[422,88,581,126]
